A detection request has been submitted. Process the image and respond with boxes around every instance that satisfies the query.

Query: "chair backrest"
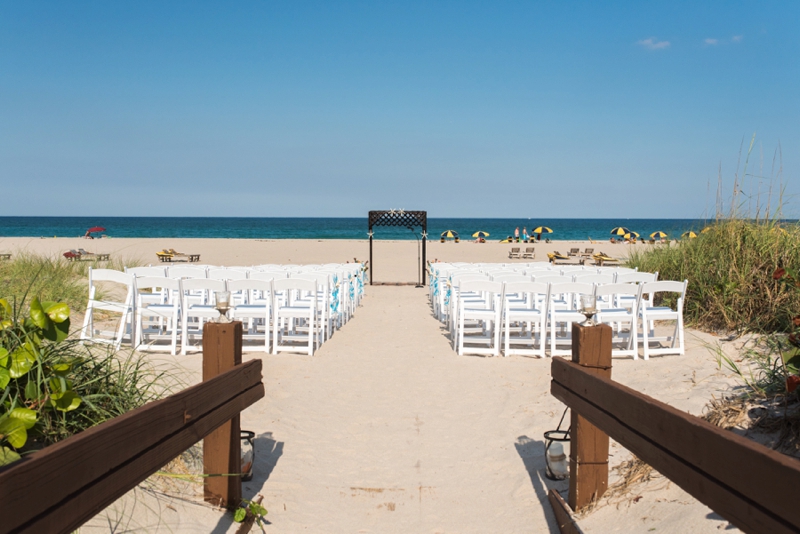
[574,273,615,285]
[134,276,181,293]
[457,280,504,305]
[226,279,273,294]
[503,281,549,307]
[532,275,572,284]
[208,268,249,281]
[492,274,531,283]
[89,268,133,286]
[549,282,595,309]
[126,266,167,277]
[179,278,227,303]
[292,272,331,290]
[272,277,317,293]
[617,272,659,284]
[640,280,688,309]
[594,282,640,299]
[251,271,288,281]
[168,266,207,279]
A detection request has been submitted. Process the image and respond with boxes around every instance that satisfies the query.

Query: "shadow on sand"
[209,431,284,533]
[515,434,571,534]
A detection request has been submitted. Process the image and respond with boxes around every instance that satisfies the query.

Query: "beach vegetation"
[0,252,140,313]
[0,292,176,466]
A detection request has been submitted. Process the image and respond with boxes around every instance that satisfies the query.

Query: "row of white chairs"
[80,264,367,356]
[429,262,686,360]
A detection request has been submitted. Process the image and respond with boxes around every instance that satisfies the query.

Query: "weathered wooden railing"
[549,323,800,534]
[0,321,262,534]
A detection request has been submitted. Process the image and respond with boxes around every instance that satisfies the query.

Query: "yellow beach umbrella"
[610,226,630,236]
[441,230,459,239]
[532,226,553,234]
[472,231,490,238]
[650,231,668,239]
[682,231,698,239]
[624,232,640,240]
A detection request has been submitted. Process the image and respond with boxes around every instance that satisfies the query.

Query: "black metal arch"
[368,210,427,285]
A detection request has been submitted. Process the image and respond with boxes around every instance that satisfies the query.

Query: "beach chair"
[522,247,535,259]
[80,268,135,349]
[0,253,10,261]
[502,281,549,358]
[567,248,580,257]
[547,251,570,264]
[63,250,81,261]
[508,247,521,259]
[134,276,181,355]
[638,280,688,360]
[592,252,621,266]
[582,248,594,257]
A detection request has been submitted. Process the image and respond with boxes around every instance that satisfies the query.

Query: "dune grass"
[0,253,140,313]
[627,220,800,334]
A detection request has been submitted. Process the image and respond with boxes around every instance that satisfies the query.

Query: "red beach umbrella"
[87,226,106,233]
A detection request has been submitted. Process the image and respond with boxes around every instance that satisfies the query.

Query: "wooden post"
[568,322,612,511]
[203,321,243,508]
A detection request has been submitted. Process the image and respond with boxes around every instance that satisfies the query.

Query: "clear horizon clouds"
[637,37,670,50]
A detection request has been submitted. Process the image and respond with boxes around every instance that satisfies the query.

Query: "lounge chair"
[63,250,81,261]
[547,251,570,264]
[521,247,535,259]
[508,247,521,259]
[567,248,580,257]
[582,248,594,257]
[592,252,621,266]
[0,253,10,261]
[76,249,110,261]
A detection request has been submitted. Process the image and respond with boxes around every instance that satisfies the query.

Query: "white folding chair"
[548,282,595,357]
[134,276,181,355]
[457,280,504,357]
[272,278,317,356]
[503,281,549,358]
[80,268,135,349]
[180,278,226,355]
[228,279,272,353]
[594,283,640,359]
[638,280,688,360]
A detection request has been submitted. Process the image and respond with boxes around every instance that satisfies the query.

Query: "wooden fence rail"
[551,323,800,534]
[0,356,264,534]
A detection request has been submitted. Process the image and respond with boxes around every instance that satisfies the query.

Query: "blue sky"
[1,1,797,218]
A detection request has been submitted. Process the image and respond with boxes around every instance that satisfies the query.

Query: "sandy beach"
[3,237,742,533]
[0,236,643,284]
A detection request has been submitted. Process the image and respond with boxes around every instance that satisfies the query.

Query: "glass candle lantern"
[544,408,571,481]
[580,294,597,326]
[214,291,231,323]
[241,430,255,481]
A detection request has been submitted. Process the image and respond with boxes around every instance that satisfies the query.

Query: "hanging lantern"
[241,430,255,481]
[544,409,570,480]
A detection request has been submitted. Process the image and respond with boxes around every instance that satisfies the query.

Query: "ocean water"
[0,216,707,241]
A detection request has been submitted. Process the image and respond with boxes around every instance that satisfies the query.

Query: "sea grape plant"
[0,296,76,465]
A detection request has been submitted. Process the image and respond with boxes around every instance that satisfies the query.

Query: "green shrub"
[0,297,178,465]
[627,220,800,333]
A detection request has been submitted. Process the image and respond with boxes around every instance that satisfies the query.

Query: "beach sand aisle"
[245,285,566,532]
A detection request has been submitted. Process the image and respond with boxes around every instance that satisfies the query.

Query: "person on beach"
[522,227,529,242]
[83,230,93,239]
[514,227,519,243]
